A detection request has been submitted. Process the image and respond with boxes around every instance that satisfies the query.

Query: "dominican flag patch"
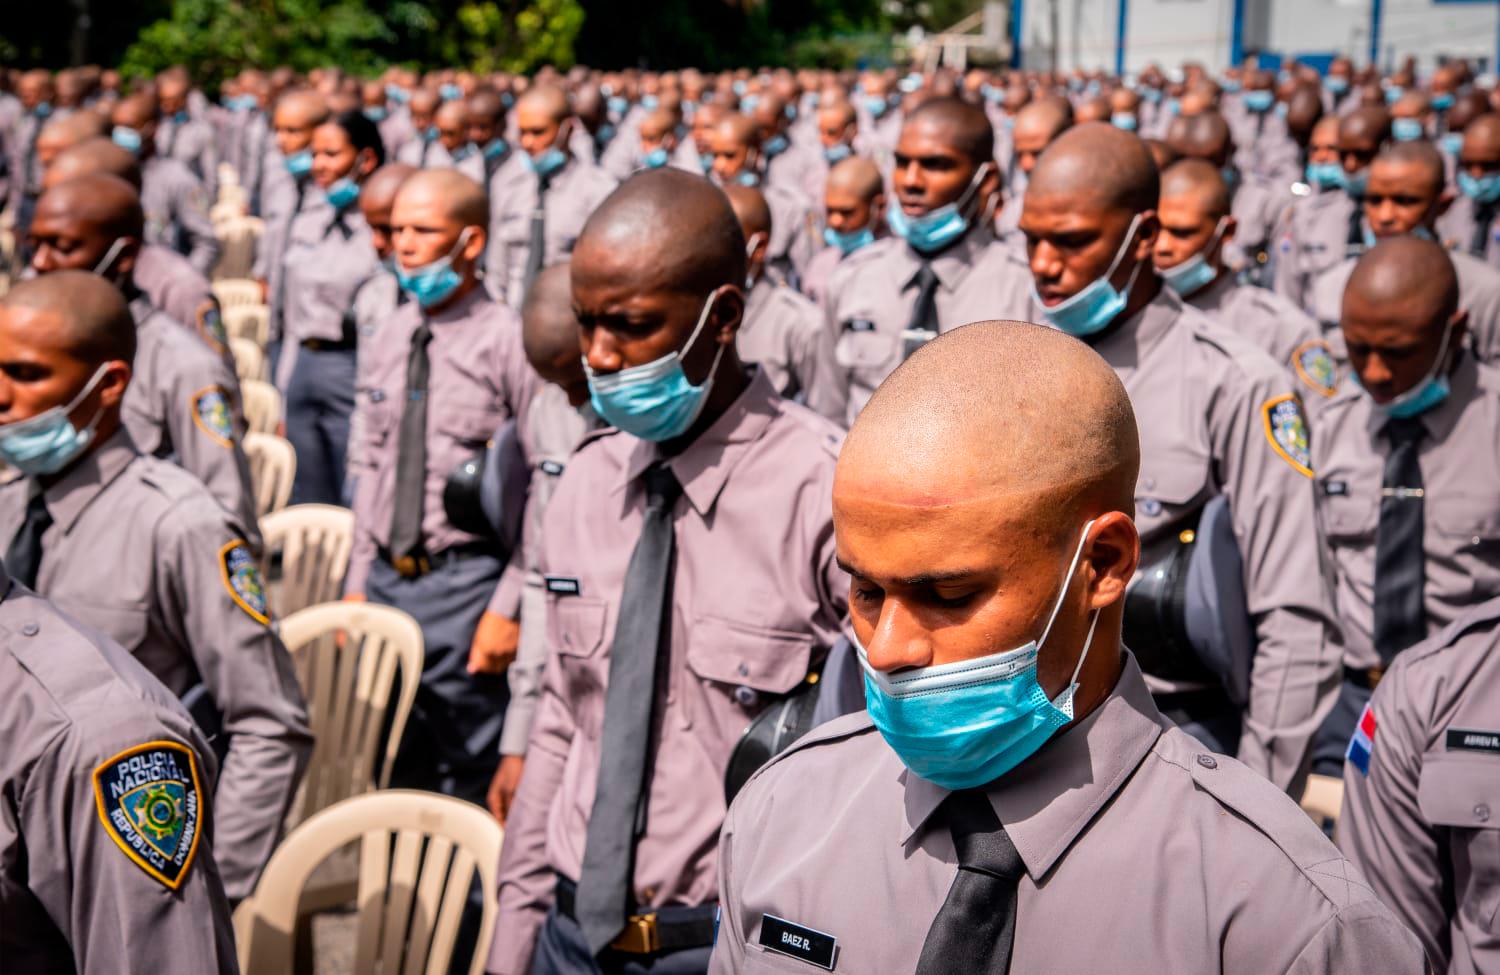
[1346,703,1377,775]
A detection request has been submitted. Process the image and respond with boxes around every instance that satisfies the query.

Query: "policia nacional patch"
[93,741,204,889]
[219,540,270,624]
[196,301,229,356]
[191,385,236,448]
[1291,339,1339,398]
[1261,393,1313,477]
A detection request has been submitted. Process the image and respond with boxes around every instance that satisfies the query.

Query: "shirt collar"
[898,652,1165,881]
[1360,348,1478,443]
[1190,270,1237,312]
[616,366,780,517]
[1091,284,1182,369]
[899,225,997,294]
[42,427,141,535]
[423,280,487,326]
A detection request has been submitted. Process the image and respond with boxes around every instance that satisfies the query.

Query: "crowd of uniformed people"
[0,49,1498,974]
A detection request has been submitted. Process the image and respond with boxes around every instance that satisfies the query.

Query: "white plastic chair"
[224,303,270,348]
[240,378,282,436]
[259,504,355,618]
[236,791,503,975]
[243,431,296,518]
[212,277,263,309]
[230,336,267,384]
[213,214,262,281]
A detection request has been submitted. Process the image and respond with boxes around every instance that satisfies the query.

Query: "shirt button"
[736,662,750,677]
[1475,804,1491,823]
[20,622,38,637]
[734,686,759,708]
[1196,754,1218,770]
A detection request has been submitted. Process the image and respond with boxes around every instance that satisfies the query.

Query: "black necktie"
[6,492,52,589]
[1345,199,1366,258]
[164,119,180,160]
[915,790,1024,975]
[576,465,683,956]
[1373,417,1427,662]
[1470,201,1497,258]
[388,322,433,559]
[904,262,940,359]
[523,176,551,298]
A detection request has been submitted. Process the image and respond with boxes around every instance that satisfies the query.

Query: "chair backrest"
[1300,773,1345,832]
[243,432,296,519]
[230,336,267,384]
[212,277,263,309]
[223,303,270,347]
[260,504,354,617]
[240,378,282,436]
[212,215,262,281]
[278,602,424,825]
[240,790,503,975]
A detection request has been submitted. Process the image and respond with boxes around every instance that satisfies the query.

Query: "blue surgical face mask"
[1358,320,1457,418]
[1344,168,1369,198]
[1361,223,1435,249]
[526,146,568,178]
[595,123,616,146]
[364,105,388,123]
[1221,79,1243,94]
[858,520,1101,790]
[385,84,409,105]
[699,152,714,174]
[111,125,143,154]
[642,147,669,169]
[285,148,313,176]
[1326,76,1350,95]
[824,224,875,255]
[1459,170,1500,205]
[1432,92,1455,112]
[422,125,439,143]
[1392,117,1425,142]
[1140,87,1162,104]
[1243,89,1275,113]
[584,286,730,442]
[172,110,189,125]
[1160,218,1225,299]
[451,142,477,162]
[740,94,761,114]
[1036,213,1145,336]
[1111,112,1138,132]
[1442,132,1464,156]
[885,163,991,255]
[440,83,462,102]
[0,364,110,476]
[396,228,472,309]
[865,95,890,118]
[1385,85,1405,105]
[607,95,628,117]
[1221,165,1239,192]
[1305,160,1346,190]
[732,80,748,96]
[501,91,515,109]
[763,133,788,157]
[33,102,52,119]
[325,177,360,210]
[641,94,659,110]
[824,142,852,164]
[1165,97,1181,116]
[484,137,509,160]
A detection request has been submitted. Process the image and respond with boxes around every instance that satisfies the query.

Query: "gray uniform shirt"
[1187,270,1323,369]
[141,154,220,277]
[126,295,261,554]
[1338,594,1500,974]
[132,244,231,368]
[1313,354,1500,671]
[0,431,313,901]
[739,275,845,422]
[712,654,1426,975]
[1436,192,1500,272]
[155,114,219,197]
[485,152,617,306]
[0,563,238,974]
[254,161,330,342]
[1273,188,1363,316]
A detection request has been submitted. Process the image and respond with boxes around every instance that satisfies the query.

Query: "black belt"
[300,336,358,352]
[377,541,494,579]
[1344,664,1386,690]
[554,876,717,955]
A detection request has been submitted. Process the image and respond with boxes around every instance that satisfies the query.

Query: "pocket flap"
[438,406,502,445]
[549,595,608,658]
[834,328,900,371]
[687,616,814,694]
[1417,750,1500,829]
[1429,501,1500,540]
[1136,450,1209,507]
[1320,493,1378,538]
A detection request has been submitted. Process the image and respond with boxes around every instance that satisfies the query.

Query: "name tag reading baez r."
[760,913,837,970]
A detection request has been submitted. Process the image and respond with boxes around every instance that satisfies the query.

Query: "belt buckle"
[392,554,429,578]
[611,913,660,954]
[1367,666,1385,688]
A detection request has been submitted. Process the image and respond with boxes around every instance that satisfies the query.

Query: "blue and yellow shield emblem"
[192,385,235,448]
[196,300,228,356]
[93,741,203,889]
[1262,394,1313,477]
[219,540,270,624]
[1292,339,1339,398]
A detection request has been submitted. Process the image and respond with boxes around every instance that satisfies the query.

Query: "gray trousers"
[285,345,356,507]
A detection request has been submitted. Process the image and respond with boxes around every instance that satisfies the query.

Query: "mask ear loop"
[682,285,732,390]
[1035,518,1102,719]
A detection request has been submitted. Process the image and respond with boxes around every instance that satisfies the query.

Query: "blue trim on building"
[1231,0,1247,65]
[1011,0,1025,69]
[1116,0,1129,75]
[1369,0,1384,67]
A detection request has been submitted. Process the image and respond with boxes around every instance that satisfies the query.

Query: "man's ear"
[713,285,745,343]
[1084,510,1139,609]
[461,225,487,263]
[1435,187,1455,220]
[97,360,133,411]
[1133,209,1160,260]
[115,237,143,279]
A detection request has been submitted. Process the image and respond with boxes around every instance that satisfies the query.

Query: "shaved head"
[44,136,142,192]
[517,84,570,124]
[39,111,107,149]
[842,321,1137,514]
[361,162,416,210]
[35,174,144,240]
[1,271,136,367]
[1029,122,1158,214]
[723,183,771,241]
[1171,112,1232,164]
[1373,140,1446,197]
[1345,237,1459,329]
[521,261,580,368]
[828,156,883,199]
[396,168,487,226]
[903,96,994,164]
[716,113,761,150]
[276,89,330,127]
[1160,158,1230,219]
[575,168,744,298]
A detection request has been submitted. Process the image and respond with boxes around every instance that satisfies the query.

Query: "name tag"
[539,459,566,476]
[759,914,837,970]
[1447,728,1500,754]
[1321,479,1348,497]
[544,576,581,596]
[842,318,876,333]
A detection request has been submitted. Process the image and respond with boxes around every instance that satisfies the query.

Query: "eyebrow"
[836,558,985,588]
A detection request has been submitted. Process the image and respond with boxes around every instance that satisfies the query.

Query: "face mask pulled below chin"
[395,229,472,308]
[1036,213,1145,337]
[0,364,111,476]
[824,224,875,256]
[584,287,729,443]
[1360,321,1457,419]
[1159,218,1225,299]
[858,520,1101,790]
[526,144,568,178]
[885,164,990,255]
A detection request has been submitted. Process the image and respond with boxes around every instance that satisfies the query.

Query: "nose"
[582,328,621,373]
[1363,353,1394,386]
[1030,240,1062,282]
[861,601,936,674]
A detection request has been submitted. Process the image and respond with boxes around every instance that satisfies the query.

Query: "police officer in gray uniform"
[0,273,312,903]
[711,321,1424,975]
[1338,593,1500,974]
[1311,237,1500,775]
[155,71,219,196]
[109,94,221,277]
[0,558,238,973]
[28,174,262,554]
[1436,112,1500,270]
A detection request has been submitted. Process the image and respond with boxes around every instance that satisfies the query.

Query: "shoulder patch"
[218,540,270,624]
[1291,340,1340,398]
[93,741,204,889]
[195,300,228,356]
[1262,393,1313,477]
[191,385,235,448]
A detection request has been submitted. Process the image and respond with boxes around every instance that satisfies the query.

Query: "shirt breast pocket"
[438,406,502,451]
[548,594,609,738]
[833,323,900,373]
[1319,492,1378,545]
[1429,502,1500,600]
[1417,750,1500,929]
[686,616,814,697]
[1134,451,1211,540]
[72,599,152,655]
